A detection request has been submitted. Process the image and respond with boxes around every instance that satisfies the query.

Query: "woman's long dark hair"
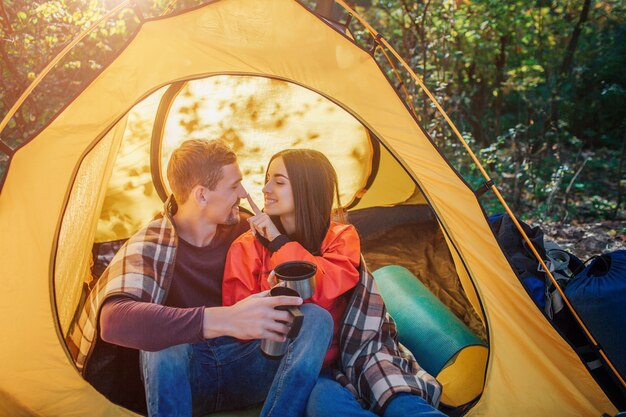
[267,149,344,254]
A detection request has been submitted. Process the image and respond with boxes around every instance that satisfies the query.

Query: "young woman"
[222,148,446,417]
[222,148,360,370]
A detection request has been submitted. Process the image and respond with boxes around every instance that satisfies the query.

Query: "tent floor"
[351,205,486,341]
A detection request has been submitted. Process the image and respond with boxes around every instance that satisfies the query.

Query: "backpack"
[488,213,580,317]
[490,214,626,406]
[541,241,584,318]
[565,251,626,379]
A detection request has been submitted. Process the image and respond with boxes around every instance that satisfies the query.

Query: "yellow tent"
[0,0,620,416]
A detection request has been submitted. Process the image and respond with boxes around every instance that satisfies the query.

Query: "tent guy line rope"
[334,0,626,389]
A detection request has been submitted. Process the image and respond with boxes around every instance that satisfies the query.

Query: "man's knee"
[300,304,332,324]
[299,304,333,335]
[141,343,192,374]
[295,304,333,354]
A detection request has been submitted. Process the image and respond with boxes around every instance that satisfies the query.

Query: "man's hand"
[203,291,302,342]
[246,194,281,241]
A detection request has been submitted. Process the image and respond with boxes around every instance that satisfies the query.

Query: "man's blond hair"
[167,139,237,204]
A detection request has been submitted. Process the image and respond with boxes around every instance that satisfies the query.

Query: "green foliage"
[353,0,626,221]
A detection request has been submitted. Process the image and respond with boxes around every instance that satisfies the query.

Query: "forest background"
[0,0,624,254]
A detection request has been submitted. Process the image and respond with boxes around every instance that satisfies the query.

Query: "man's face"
[203,163,247,225]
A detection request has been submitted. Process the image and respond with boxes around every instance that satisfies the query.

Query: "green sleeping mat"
[373,265,488,406]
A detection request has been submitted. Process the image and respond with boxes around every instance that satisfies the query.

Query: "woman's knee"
[306,375,340,416]
[309,374,337,400]
[383,393,447,417]
[307,374,367,417]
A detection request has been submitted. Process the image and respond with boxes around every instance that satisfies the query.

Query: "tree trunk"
[550,0,592,127]
[0,2,13,35]
[511,131,522,211]
[0,41,24,103]
[464,59,488,146]
[613,130,626,220]
[494,35,508,138]
[420,0,432,121]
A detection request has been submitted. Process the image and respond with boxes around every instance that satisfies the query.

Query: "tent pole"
[335,0,494,179]
[0,0,133,139]
[374,45,419,120]
[335,0,626,389]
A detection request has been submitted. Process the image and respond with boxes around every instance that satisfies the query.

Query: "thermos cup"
[260,286,304,359]
[274,261,317,299]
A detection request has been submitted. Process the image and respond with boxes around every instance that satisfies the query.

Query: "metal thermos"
[274,261,317,299]
[260,286,304,359]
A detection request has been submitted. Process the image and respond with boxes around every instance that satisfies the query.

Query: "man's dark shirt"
[100,217,249,351]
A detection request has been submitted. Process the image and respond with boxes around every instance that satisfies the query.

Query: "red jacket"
[222,222,361,368]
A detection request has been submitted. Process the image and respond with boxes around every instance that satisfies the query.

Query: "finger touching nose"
[246,193,263,216]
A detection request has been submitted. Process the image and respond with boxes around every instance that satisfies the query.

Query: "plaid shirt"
[335,256,442,413]
[66,198,178,372]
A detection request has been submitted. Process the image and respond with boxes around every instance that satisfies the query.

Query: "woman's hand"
[267,270,279,287]
[247,194,281,241]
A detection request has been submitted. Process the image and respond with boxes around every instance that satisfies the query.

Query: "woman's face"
[262,156,295,217]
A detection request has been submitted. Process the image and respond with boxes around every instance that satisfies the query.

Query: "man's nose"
[238,184,248,198]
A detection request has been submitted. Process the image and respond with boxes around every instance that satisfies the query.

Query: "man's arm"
[100,296,204,351]
[100,291,304,350]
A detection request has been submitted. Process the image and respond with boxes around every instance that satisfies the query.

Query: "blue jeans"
[305,370,447,417]
[141,304,333,417]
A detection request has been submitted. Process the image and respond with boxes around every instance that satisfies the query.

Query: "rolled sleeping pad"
[373,265,488,407]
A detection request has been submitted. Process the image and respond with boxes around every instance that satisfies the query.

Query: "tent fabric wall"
[55,116,128,334]
[353,141,416,209]
[441,229,485,326]
[0,0,617,416]
[95,88,167,243]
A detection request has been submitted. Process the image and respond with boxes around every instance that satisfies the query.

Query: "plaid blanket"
[66,198,178,372]
[335,256,442,413]
[67,197,440,413]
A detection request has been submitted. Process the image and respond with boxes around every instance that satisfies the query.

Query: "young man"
[68,139,333,417]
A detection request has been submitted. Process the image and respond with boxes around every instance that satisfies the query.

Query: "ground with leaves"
[534,219,625,260]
